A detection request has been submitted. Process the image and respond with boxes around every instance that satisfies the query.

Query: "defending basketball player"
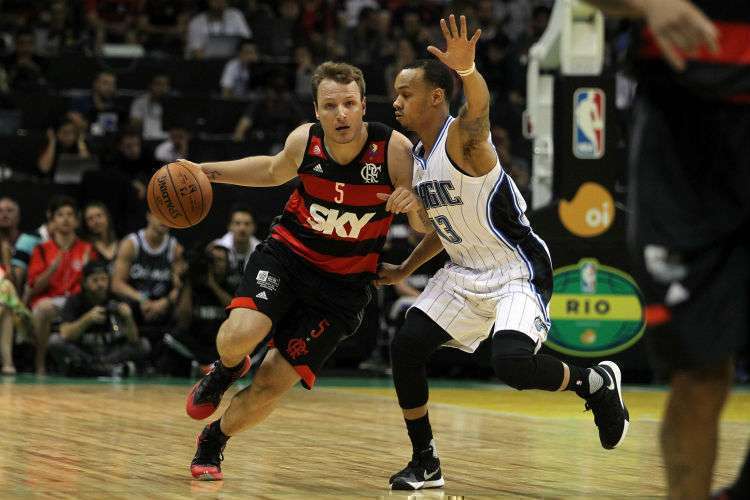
[182,62,424,480]
[377,15,630,490]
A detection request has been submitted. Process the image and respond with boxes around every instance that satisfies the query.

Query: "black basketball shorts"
[228,239,372,389]
[628,89,750,371]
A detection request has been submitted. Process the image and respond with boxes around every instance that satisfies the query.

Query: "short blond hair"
[311,61,366,102]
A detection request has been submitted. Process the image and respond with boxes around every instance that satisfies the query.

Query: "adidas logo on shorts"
[255,291,268,300]
[313,164,324,174]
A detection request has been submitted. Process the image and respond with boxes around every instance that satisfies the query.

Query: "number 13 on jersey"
[431,215,462,244]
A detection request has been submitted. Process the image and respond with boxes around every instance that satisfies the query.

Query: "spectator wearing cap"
[49,260,147,376]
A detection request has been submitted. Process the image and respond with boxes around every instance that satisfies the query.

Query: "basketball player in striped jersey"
[377,15,630,490]
[182,62,424,480]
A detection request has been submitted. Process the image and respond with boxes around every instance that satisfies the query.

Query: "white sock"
[588,368,605,394]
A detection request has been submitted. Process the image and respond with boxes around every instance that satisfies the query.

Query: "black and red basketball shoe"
[186,356,251,420]
[190,423,227,480]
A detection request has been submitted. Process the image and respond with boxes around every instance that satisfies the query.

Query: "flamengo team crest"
[573,88,605,159]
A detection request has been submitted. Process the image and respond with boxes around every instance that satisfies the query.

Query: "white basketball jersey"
[409,116,553,352]
[412,116,552,280]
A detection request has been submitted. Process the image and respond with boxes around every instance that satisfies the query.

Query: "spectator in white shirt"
[154,126,191,164]
[220,40,258,98]
[130,74,170,140]
[209,205,260,290]
[186,0,251,59]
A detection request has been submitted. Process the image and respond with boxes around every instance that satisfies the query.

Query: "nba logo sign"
[573,88,605,159]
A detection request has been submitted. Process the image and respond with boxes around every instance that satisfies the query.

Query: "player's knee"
[390,329,430,369]
[492,330,537,391]
[217,309,269,354]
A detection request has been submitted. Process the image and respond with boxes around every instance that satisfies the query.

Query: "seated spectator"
[209,204,260,290]
[112,212,183,349]
[232,75,305,151]
[27,196,94,375]
[34,0,90,56]
[160,244,232,376]
[186,0,251,59]
[85,0,140,49]
[129,74,170,141]
[136,0,191,57]
[154,126,191,164]
[10,209,52,296]
[385,38,416,101]
[293,45,314,102]
[105,129,157,200]
[1,266,29,375]
[0,196,20,280]
[50,260,148,377]
[82,201,119,266]
[37,120,92,180]
[220,40,258,99]
[68,71,127,137]
[1,29,48,92]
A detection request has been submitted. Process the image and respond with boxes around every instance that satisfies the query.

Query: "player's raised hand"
[428,14,481,73]
[376,187,421,214]
[640,0,718,72]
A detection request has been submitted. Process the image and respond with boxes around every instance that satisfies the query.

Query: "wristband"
[456,63,476,77]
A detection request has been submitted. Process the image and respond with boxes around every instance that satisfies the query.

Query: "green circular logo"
[547,259,645,357]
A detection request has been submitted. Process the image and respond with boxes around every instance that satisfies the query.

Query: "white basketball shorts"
[411,263,550,353]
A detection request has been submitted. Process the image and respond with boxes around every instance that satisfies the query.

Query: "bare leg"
[403,405,427,420]
[31,299,60,375]
[0,306,14,374]
[216,308,272,368]
[220,349,301,435]
[662,361,733,500]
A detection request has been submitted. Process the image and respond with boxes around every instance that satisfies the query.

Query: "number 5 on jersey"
[334,182,345,203]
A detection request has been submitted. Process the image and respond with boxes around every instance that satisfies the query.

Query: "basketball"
[146,161,213,228]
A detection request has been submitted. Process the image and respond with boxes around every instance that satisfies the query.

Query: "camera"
[105,300,122,315]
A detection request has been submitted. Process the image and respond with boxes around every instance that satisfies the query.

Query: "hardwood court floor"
[0,376,748,499]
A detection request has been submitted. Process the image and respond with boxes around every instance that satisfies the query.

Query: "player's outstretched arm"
[182,124,311,188]
[374,231,444,286]
[582,0,718,71]
[431,14,497,177]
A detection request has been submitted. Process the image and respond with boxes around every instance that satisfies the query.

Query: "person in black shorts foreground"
[585,1,749,498]
[182,61,426,480]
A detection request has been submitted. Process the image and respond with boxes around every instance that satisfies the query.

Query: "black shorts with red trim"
[628,89,750,371]
[228,238,372,389]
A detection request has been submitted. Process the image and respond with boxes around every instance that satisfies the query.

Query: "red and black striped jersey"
[634,2,750,102]
[271,122,395,282]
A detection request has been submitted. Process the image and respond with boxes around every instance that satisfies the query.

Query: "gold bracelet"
[456,63,476,77]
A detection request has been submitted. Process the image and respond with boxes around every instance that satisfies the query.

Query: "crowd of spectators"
[0,0,556,377]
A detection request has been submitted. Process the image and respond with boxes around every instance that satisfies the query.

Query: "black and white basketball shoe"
[389,441,444,490]
[585,361,630,449]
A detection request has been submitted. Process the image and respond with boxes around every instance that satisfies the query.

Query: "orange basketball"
[147,161,213,228]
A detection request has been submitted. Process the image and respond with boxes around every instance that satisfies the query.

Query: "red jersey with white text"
[271,122,395,282]
[27,238,95,307]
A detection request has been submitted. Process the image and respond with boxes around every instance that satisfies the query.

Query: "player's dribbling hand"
[376,187,421,214]
[638,0,718,72]
[373,262,409,286]
[427,14,481,74]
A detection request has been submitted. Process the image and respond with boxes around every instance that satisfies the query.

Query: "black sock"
[208,419,230,444]
[566,365,593,397]
[405,413,433,454]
